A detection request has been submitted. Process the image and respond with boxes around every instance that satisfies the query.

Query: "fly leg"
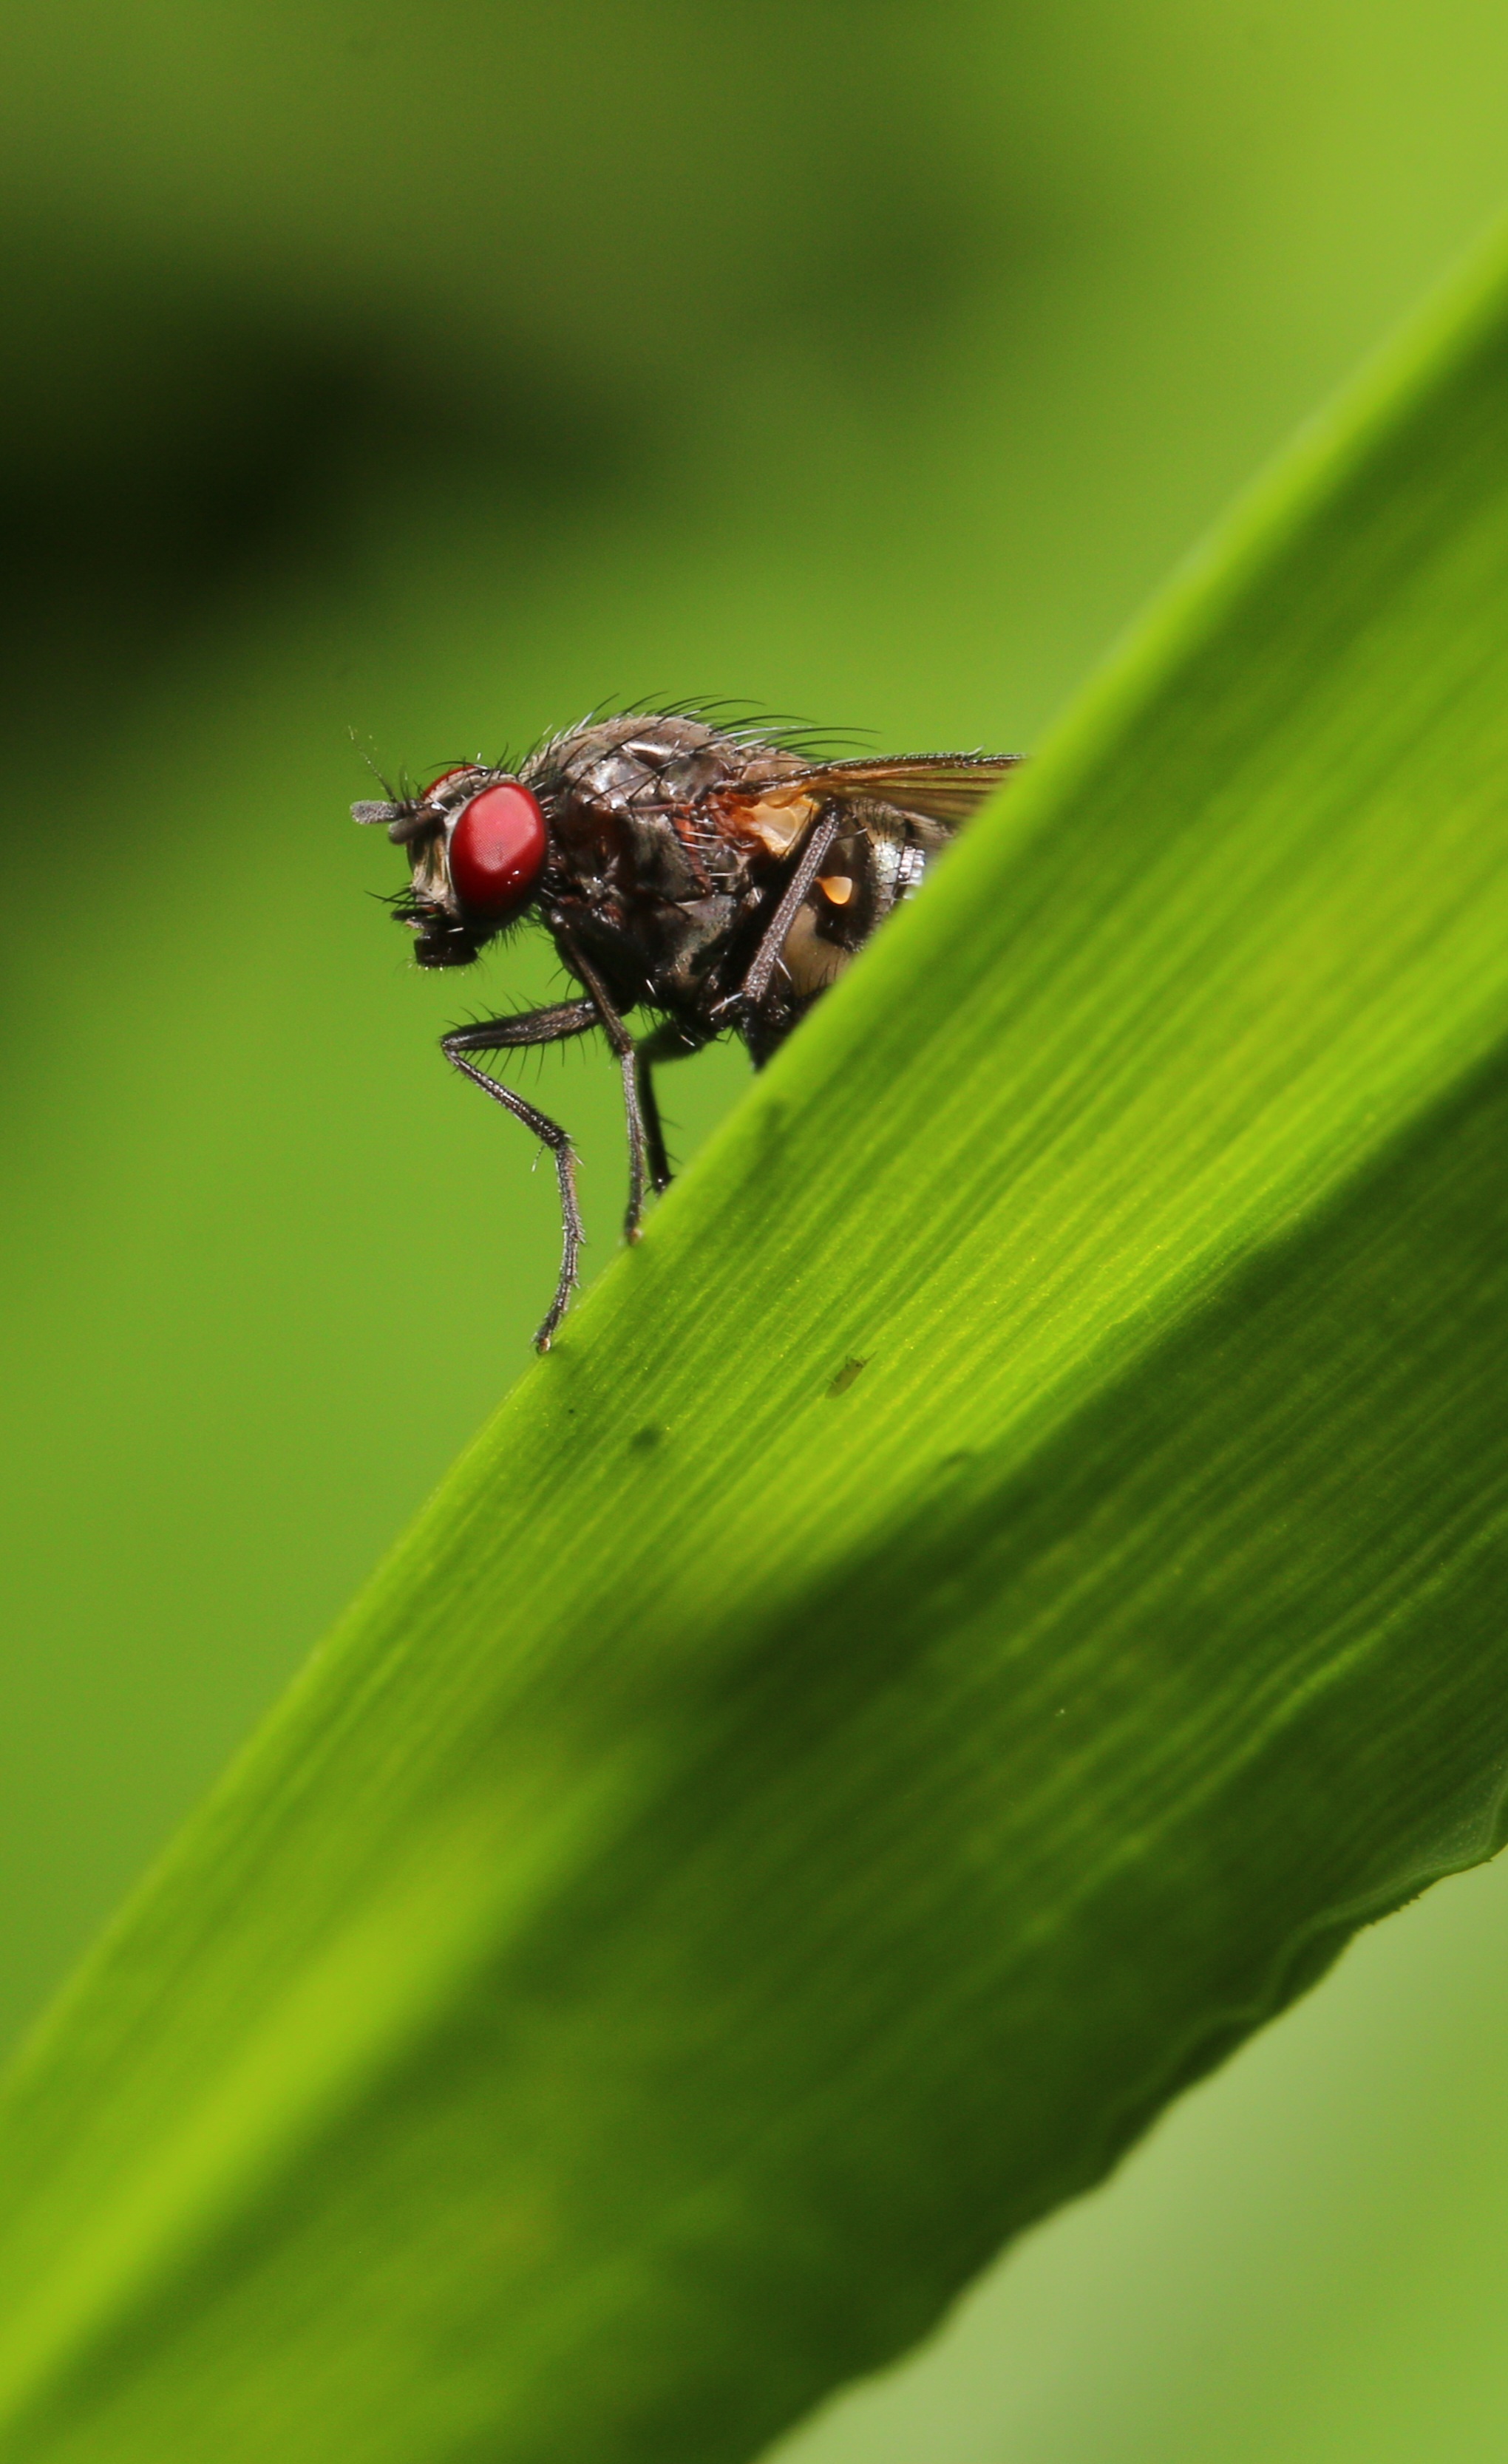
[548,920,668,1247]
[716,806,842,1029]
[441,997,599,1350]
[633,1020,705,1208]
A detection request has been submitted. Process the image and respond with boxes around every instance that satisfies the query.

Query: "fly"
[354,709,1021,1347]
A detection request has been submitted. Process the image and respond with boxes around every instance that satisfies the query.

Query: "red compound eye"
[448,780,548,922]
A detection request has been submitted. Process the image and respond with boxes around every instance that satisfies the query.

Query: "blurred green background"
[4,2,1508,2456]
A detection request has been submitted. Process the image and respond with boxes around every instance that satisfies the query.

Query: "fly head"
[353,764,551,968]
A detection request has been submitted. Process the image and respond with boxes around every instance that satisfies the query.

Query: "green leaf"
[6,222,1508,2464]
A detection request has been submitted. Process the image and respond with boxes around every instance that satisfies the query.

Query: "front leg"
[441,998,598,1350]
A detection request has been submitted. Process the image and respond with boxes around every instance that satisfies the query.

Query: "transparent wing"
[736,752,1022,829]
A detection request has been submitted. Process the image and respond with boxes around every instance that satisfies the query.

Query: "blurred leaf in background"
[5,4,1508,2460]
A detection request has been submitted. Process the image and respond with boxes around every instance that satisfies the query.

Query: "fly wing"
[761,752,1022,828]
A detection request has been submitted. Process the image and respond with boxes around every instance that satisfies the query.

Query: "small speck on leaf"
[827,1357,869,1398]
[630,1426,666,1454]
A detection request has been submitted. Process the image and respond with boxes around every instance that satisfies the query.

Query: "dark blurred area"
[0,0,1038,750]
[0,267,628,719]
[6,5,1508,2457]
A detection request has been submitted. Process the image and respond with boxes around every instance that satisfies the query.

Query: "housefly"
[355,709,1020,1347]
